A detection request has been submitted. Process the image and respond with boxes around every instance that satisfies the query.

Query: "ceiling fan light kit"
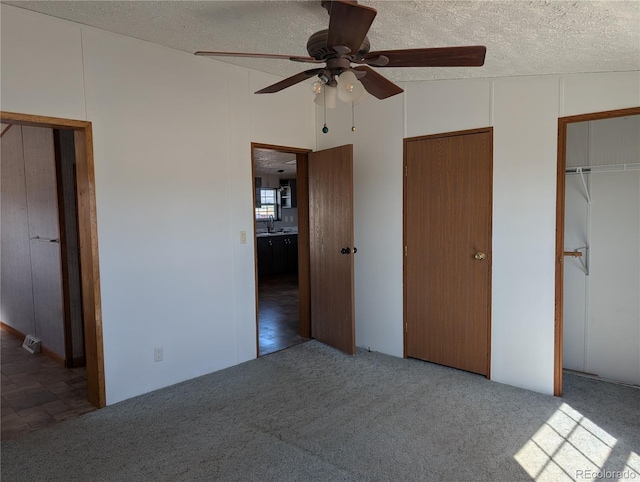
[195,0,486,133]
[313,83,338,109]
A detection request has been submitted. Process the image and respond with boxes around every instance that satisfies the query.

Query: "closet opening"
[555,107,640,396]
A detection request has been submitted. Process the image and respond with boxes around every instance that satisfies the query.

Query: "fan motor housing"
[307,29,370,60]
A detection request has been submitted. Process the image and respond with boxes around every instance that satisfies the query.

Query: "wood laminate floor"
[258,273,309,356]
[1,329,96,441]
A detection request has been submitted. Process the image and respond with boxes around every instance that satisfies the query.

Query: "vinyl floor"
[1,329,96,441]
[258,273,309,356]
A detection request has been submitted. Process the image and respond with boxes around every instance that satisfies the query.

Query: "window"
[255,188,281,220]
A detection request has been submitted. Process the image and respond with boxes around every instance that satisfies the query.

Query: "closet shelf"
[566,162,640,174]
[566,163,639,206]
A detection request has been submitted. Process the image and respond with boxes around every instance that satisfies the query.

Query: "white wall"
[316,93,405,357]
[563,118,589,372]
[589,171,640,384]
[491,76,560,393]
[564,116,640,385]
[0,7,86,120]
[319,72,639,395]
[2,4,639,400]
[561,73,640,117]
[1,5,315,404]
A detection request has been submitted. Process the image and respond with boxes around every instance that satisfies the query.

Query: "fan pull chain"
[351,102,356,132]
[322,90,329,134]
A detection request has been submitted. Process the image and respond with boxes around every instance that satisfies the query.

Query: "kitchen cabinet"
[286,234,298,272]
[254,177,261,208]
[280,179,297,209]
[256,234,298,276]
[257,236,271,276]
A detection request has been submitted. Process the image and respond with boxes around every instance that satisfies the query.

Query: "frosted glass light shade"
[337,70,365,103]
[314,85,337,109]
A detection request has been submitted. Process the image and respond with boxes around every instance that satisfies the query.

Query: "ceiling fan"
[195,0,486,100]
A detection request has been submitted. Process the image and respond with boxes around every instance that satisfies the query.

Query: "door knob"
[474,252,486,260]
[341,247,352,255]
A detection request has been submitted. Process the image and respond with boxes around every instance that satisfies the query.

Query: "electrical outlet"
[240,231,247,244]
[154,347,163,362]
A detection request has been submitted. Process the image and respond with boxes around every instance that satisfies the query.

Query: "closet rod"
[566,162,640,174]
[563,251,583,257]
[565,246,589,276]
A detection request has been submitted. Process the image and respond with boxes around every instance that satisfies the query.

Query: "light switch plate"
[154,347,163,362]
[240,231,247,244]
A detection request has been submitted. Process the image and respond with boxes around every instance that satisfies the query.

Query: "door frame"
[1,111,106,408]
[251,143,312,356]
[403,127,493,377]
[553,106,640,396]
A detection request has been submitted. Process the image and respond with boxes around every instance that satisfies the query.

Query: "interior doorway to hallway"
[252,144,310,356]
[1,111,105,408]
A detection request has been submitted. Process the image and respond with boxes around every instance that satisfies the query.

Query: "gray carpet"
[2,341,639,481]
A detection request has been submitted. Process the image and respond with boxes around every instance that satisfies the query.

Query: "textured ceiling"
[254,148,297,176]
[5,1,640,82]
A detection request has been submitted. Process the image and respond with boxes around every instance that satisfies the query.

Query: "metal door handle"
[474,252,486,260]
[30,236,60,244]
[353,247,357,254]
[341,247,352,255]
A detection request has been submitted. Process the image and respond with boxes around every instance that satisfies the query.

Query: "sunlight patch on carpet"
[623,452,640,477]
[514,403,620,481]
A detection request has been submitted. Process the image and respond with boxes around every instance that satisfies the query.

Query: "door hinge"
[404,164,408,176]
[404,246,407,256]
[405,322,408,333]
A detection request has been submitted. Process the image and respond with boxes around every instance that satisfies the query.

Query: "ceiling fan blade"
[326,1,377,55]
[195,51,322,63]
[364,46,487,68]
[255,69,322,94]
[353,66,404,100]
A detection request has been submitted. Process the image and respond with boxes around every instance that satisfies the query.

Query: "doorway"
[555,107,640,395]
[251,142,357,357]
[1,125,84,365]
[252,144,311,356]
[1,111,105,408]
[403,128,493,376]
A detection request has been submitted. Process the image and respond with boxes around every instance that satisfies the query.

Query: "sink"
[256,229,298,237]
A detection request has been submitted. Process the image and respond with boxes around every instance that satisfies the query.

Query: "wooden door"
[308,145,355,355]
[404,129,492,375]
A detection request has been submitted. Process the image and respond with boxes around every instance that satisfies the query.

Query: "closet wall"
[1,125,66,359]
[564,115,640,385]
